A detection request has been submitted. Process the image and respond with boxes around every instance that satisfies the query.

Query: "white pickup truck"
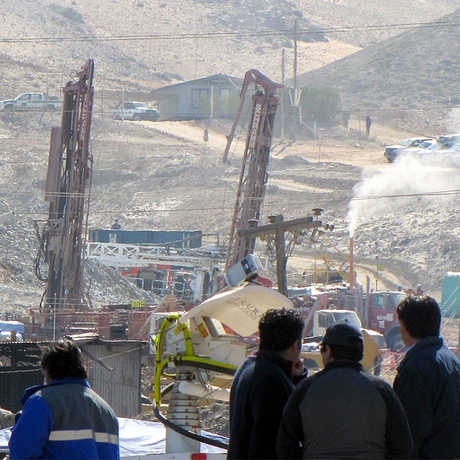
[113,101,160,121]
[0,92,61,112]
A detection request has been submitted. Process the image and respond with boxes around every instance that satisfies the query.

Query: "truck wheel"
[373,356,383,376]
[4,104,14,111]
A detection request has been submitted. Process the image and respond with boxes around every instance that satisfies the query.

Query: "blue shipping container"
[89,229,202,248]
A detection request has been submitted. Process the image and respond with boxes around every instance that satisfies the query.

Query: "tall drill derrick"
[41,59,95,310]
[223,70,282,270]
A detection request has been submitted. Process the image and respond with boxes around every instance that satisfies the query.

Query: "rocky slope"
[296,9,460,132]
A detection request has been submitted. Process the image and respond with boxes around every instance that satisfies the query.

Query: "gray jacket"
[277,360,413,459]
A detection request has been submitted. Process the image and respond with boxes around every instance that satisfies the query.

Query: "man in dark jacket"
[393,296,460,459]
[228,308,305,460]
[277,323,413,459]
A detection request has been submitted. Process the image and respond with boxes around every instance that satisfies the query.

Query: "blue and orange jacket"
[9,378,119,460]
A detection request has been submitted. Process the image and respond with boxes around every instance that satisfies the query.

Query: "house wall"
[154,80,240,121]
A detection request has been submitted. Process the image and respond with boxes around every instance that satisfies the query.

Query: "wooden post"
[269,215,288,297]
[293,19,298,93]
[239,215,322,297]
[281,49,285,138]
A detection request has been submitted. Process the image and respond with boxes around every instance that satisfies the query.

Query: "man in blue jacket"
[9,339,119,460]
[394,296,460,459]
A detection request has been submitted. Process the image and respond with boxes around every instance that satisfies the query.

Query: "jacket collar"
[257,350,293,379]
[22,378,90,405]
[324,359,363,372]
[401,336,443,362]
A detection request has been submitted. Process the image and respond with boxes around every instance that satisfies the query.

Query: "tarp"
[0,417,226,458]
[0,321,24,334]
[441,272,460,317]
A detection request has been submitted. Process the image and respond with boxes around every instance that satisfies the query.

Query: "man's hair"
[259,308,304,352]
[41,339,87,380]
[396,295,441,339]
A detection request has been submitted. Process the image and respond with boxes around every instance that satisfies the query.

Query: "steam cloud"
[347,151,460,238]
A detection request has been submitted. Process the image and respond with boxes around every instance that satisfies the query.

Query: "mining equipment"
[33,59,95,337]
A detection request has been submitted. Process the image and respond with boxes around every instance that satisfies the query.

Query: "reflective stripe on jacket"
[9,378,120,460]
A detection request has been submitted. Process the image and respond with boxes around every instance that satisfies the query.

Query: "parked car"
[437,134,460,150]
[113,101,159,121]
[0,92,60,112]
[384,137,434,162]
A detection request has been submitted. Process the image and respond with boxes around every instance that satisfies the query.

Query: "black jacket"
[277,360,413,460]
[228,351,297,460]
[393,337,460,459]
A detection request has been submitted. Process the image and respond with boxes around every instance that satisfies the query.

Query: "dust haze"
[347,153,460,238]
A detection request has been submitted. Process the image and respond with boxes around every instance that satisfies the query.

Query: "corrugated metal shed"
[71,335,147,418]
[0,337,147,418]
[0,342,43,412]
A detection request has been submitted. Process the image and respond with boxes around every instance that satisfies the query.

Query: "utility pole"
[281,48,285,138]
[270,215,288,296]
[293,19,298,93]
[239,215,323,296]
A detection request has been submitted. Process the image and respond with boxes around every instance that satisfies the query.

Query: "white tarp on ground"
[0,417,227,458]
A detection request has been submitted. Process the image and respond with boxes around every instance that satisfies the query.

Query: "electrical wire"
[350,189,460,201]
[6,187,460,219]
[0,20,457,44]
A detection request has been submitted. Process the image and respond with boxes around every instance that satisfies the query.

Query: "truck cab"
[302,309,384,375]
[366,291,406,351]
[313,309,362,337]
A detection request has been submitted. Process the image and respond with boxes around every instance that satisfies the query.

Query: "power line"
[350,189,460,201]
[0,21,457,44]
[13,189,460,218]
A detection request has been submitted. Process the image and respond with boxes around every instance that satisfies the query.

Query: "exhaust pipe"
[349,236,355,288]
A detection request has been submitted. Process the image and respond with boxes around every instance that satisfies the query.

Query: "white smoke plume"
[447,107,460,133]
[347,151,460,238]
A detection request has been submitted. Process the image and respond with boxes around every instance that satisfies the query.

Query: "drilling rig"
[223,69,282,271]
[151,70,291,455]
[35,59,95,327]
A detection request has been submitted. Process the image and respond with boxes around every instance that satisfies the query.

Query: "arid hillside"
[297,9,460,132]
[293,0,459,46]
[0,2,458,316]
[0,0,458,98]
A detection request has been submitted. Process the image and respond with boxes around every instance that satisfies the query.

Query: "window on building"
[219,88,230,98]
[191,88,210,110]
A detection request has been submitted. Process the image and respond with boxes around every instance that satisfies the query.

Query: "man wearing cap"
[277,323,413,459]
[393,296,460,458]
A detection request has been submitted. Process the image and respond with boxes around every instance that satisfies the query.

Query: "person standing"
[394,296,460,459]
[277,323,413,459]
[365,115,372,136]
[227,308,305,460]
[9,339,120,460]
